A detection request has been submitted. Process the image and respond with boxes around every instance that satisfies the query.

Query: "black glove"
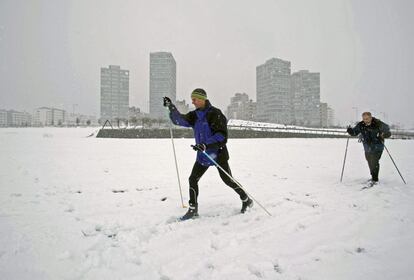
[191,143,207,152]
[163,96,172,108]
[377,132,384,142]
[346,125,353,135]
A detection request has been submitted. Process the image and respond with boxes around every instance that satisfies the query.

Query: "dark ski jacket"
[169,100,229,166]
[347,117,391,153]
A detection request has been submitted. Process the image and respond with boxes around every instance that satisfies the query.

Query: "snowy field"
[0,128,413,280]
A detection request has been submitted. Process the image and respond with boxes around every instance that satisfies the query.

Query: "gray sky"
[1,0,413,127]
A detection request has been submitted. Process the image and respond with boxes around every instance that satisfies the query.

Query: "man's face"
[192,97,206,109]
[362,114,373,125]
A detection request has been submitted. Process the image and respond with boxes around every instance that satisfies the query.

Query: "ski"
[361,181,378,190]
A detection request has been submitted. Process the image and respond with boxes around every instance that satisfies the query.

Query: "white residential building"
[0,110,7,126]
[256,58,292,124]
[0,110,32,126]
[226,93,257,121]
[100,65,130,122]
[33,107,66,126]
[291,70,321,127]
[149,52,176,119]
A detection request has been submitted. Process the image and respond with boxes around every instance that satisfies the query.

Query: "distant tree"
[130,116,138,128]
[141,117,151,128]
[162,118,169,127]
[390,124,400,130]
[120,119,128,129]
[86,120,91,126]
[157,117,165,127]
[76,117,80,126]
[147,118,154,128]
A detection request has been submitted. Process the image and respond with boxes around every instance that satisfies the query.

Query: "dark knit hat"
[191,88,207,100]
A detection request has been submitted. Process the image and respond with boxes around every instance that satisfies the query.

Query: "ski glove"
[191,143,207,152]
[377,132,385,142]
[346,125,353,135]
[163,96,173,109]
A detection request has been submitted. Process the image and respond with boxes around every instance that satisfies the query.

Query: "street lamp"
[352,107,358,122]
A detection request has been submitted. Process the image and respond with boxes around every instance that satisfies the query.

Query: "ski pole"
[194,146,272,216]
[384,144,407,185]
[340,137,350,182]
[166,108,186,208]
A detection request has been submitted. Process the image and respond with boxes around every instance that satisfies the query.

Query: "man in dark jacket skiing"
[163,88,253,220]
[347,112,391,185]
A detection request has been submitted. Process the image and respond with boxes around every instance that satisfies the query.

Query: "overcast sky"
[1,0,413,127]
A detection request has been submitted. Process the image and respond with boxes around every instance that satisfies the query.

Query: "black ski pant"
[364,151,383,181]
[188,160,248,205]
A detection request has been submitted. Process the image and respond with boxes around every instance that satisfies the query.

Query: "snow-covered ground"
[0,128,413,280]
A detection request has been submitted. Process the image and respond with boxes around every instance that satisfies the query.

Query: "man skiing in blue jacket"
[347,112,391,186]
[163,88,253,220]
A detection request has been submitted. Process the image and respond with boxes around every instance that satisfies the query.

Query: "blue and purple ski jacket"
[169,100,229,166]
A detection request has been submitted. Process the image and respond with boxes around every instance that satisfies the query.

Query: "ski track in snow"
[0,128,413,280]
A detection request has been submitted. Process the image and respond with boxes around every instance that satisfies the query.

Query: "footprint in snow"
[210,241,219,251]
[285,197,319,208]
[273,263,282,273]
[136,186,159,192]
[206,262,215,270]
[64,206,75,213]
[165,216,179,224]
[45,191,57,196]
[248,265,264,278]
[355,247,366,253]
[10,193,22,197]
[81,224,118,239]
[211,229,220,235]
[112,189,127,193]
[57,251,72,260]
[296,223,307,231]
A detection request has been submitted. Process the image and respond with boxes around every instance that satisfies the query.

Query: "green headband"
[191,92,207,100]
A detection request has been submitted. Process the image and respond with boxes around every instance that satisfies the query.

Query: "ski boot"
[180,203,199,221]
[241,197,253,213]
